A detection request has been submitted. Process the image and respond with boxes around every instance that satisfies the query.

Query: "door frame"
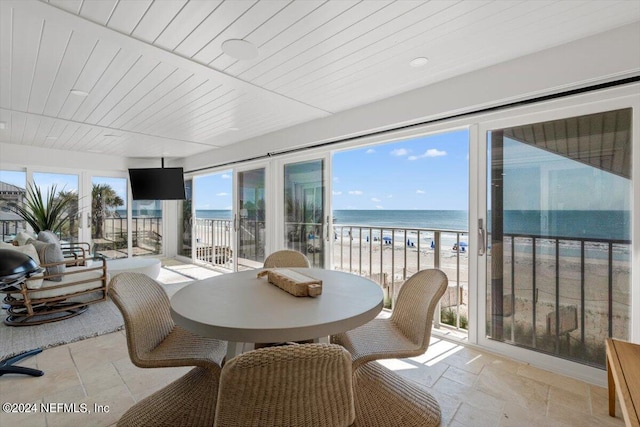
[474,87,640,386]
[275,151,332,268]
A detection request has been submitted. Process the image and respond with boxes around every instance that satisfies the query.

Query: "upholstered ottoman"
[106,258,161,279]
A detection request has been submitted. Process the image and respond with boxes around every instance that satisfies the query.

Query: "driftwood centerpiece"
[257,269,322,297]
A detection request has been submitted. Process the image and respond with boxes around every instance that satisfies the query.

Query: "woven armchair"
[353,361,441,427]
[214,343,355,427]
[263,249,311,268]
[117,366,219,427]
[332,269,448,370]
[109,272,226,370]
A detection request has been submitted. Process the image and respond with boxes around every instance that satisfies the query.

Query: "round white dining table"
[170,268,384,360]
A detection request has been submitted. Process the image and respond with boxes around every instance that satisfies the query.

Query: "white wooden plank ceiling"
[0,0,638,159]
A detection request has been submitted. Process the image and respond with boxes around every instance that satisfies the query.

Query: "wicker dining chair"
[353,361,441,427]
[109,272,227,370]
[331,268,448,371]
[214,343,355,427]
[263,249,311,268]
[117,366,220,427]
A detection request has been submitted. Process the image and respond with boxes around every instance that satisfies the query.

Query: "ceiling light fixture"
[222,39,258,60]
[70,89,89,97]
[410,57,429,67]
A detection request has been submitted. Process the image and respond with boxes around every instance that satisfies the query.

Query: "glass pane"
[237,169,265,269]
[0,170,27,242]
[193,172,233,268]
[132,200,162,256]
[178,178,193,258]
[487,109,632,368]
[33,172,79,243]
[284,160,324,267]
[92,176,128,259]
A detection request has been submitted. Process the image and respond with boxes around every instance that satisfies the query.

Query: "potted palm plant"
[10,183,75,234]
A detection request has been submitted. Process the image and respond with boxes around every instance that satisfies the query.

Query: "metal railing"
[1,219,25,242]
[332,224,468,330]
[193,218,233,267]
[494,232,631,367]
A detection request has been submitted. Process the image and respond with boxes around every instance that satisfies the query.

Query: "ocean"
[195,209,631,241]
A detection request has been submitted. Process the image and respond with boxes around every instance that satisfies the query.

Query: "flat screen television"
[129,167,186,200]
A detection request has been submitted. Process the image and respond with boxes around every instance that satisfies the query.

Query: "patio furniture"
[1,244,108,326]
[353,361,441,427]
[263,249,311,268]
[170,268,383,360]
[331,268,448,370]
[214,343,355,427]
[106,257,161,279]
[109,272,226,369]
[117,366,220,427]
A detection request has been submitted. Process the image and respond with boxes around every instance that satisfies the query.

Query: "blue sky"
[192,129,469,210]
[332,129,469,210]
[194,171,233,210]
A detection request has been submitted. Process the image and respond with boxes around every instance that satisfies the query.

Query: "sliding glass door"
[481,108,633,368]
[282,158,328,268]
[235,167,267,270]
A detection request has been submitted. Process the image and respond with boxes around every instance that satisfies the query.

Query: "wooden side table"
[606,338,640,427]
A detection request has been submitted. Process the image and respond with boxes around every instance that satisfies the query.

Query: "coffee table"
[170,268,384,360]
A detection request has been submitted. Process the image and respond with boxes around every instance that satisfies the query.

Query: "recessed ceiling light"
[410,57,429,67]
[228,127,240,131]
[222,39,258,60]
[70,89,89,97]
[45,136,57,140]
[0,122,6,130]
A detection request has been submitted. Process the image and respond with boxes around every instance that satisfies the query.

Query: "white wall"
[181,23,640,172]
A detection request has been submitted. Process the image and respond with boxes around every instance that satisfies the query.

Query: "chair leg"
[0,348,44,377]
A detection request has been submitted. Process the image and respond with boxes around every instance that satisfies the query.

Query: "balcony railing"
[493,233,631,367]
[332,224,468,330]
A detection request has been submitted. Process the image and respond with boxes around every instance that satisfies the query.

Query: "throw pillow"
[27,238,65,281]
[15,230,37,246]
[0,242,44,289]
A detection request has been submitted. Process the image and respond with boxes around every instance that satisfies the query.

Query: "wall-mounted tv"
[129,167,186,200]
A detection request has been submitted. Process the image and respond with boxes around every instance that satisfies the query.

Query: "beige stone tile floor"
[0,261,626,427]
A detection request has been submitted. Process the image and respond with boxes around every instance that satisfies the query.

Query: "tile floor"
[0,262,626,427]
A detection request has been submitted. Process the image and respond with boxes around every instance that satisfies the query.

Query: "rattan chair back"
[109,272,175,366]
[214,343,355,427]
[390,269,448,347]
[263,250,311,268]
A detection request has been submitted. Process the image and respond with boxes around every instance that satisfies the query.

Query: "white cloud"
[408,148,447,160]
[375,205,384,209]
[366,148,375,154]
[416,190,426,194]
[390,148,409,156]
[387,194,393,198]
[348,190,363,195]
[332,190,342,196]
[333,176,340,183]
[371,197,381,202]
[221,174,231,179]
[216,192,228,196]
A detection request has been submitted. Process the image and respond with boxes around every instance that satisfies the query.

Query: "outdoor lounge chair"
[109,272,227,370]
[263,249,311,268]
[214,343,355,427]
[331,268,448,370]
[1,241,108,326]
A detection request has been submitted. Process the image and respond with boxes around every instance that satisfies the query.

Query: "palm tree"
[92,183,124,239]
[10,183,75,234]
[55,189,79,241]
